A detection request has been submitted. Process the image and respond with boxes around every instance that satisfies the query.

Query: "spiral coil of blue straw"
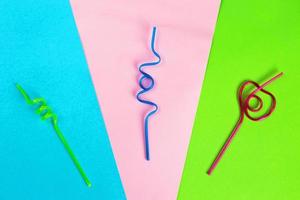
[136,27,161,160]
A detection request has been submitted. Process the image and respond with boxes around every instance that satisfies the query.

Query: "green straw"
[16,84,91,187]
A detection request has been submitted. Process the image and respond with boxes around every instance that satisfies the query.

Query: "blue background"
[0,1,125,199]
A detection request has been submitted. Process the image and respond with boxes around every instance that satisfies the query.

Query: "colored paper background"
[179,0,300,199]
[70,0,220,199]
[0,1,125,200]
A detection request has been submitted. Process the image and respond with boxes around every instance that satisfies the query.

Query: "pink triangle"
[70,1,220,199]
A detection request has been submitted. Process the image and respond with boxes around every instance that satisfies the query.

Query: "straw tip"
[152,26,157,33]
[15,83,21,88]
[145,152,150,161]
[207,169,213,176]
[15,83,25,91]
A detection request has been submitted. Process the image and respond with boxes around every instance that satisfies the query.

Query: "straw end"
[15,83,22,90]
[87,182,92,188]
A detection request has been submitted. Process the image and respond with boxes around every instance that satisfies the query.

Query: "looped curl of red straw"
[207,72,283,175]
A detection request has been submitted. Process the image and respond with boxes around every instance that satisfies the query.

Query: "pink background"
[70,0,220,199]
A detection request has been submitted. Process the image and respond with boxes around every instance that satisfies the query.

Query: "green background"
[178,0,300,199]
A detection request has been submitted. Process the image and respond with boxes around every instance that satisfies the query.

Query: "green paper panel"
[178,0,300,200]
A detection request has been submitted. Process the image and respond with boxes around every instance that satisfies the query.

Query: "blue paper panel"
[0,1,125,199]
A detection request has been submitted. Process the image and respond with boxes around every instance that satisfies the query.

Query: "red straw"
[207,72,283,175]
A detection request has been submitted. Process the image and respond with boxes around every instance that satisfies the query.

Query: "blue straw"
[136,27,161,160]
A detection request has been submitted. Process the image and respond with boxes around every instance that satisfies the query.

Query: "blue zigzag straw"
[136,27,161,160]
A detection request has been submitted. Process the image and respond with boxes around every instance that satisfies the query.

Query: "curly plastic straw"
[207,72,283,175]
[16,84,91,187]
[137,27,161,160]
